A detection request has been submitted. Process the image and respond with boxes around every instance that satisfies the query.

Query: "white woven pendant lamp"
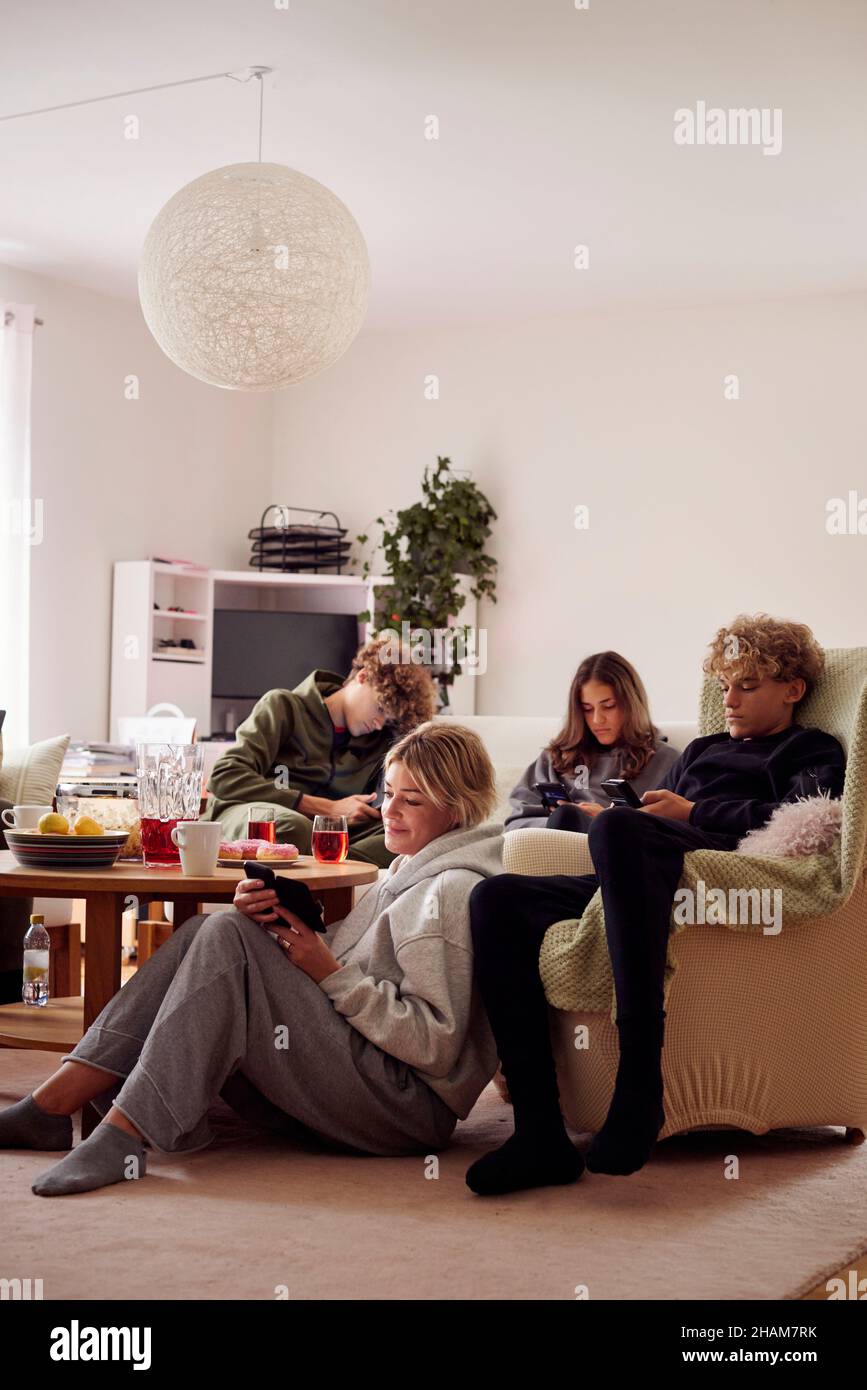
[138,159,370,390]
[136,65,370,390]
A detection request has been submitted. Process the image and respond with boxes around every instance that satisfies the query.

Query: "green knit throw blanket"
[538,648,867,1022]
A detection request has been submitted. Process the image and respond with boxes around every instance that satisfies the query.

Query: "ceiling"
[2,0,866,330]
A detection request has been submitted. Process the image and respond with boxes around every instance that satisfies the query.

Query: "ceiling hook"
[227,65,274,83]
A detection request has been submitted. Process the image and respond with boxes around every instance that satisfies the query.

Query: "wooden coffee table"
[0,851,378,1134]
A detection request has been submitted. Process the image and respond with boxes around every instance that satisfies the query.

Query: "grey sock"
[32,1122,147,1197]
[0,1093,73,1151]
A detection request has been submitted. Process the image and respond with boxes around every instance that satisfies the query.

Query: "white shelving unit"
[109,561,478,741]
[109,562,214,741]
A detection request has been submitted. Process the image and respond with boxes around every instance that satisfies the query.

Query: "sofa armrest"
[503,827,594,877]
[0,797,12,851]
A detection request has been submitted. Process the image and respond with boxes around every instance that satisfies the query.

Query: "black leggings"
[470,809,738,1108]
[545,802,595,834]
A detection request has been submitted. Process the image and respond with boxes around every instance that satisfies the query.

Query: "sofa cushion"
[0,733,70,807]
[494,765,527,823]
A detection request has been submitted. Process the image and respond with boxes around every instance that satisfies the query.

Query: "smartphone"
[533,781,572,811]
[600,778,643,809]
[242,862,326,933]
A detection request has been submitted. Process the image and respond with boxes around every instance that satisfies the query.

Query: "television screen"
[211,610,361,700]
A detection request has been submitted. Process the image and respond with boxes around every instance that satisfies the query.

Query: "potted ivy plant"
[356,456,498,710]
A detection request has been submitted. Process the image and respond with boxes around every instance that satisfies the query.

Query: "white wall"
[271,292,867,721]
[4,272,863,742]
[0,264,274,744]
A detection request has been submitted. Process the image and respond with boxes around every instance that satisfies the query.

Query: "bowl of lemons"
[5,812,131,870]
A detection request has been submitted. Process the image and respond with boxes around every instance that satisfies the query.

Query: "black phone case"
[600,779,642,809]
[242,862,326,933]
[534,781,571,808]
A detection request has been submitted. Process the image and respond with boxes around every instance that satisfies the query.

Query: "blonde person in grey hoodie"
[3,724,504,1196]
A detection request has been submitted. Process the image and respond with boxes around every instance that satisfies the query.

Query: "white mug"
[2,804,54,829]
[170,820,222,875]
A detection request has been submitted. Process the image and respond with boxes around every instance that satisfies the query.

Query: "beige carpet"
[1,1049,865,1301]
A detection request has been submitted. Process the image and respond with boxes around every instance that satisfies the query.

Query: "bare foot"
[33,1060,123,1116]
[104,1106,144,1142]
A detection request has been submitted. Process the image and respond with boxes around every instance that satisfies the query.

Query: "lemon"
[38,812,69,834]
[74,815,104,836]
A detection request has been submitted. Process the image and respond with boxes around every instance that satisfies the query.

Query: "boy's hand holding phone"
[638,789,695,821]
[330,793,382,824]
[599,778,644,809]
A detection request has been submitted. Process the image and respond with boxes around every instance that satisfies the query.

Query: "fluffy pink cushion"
[737,793,843,857]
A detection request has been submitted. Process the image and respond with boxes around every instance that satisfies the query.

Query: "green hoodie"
[202,669,395,820]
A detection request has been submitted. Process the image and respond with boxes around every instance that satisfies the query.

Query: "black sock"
[467,1056,585,1196]
[585,1012,666,1176]
[467,993,586,1196]
[466,1110,585,1196]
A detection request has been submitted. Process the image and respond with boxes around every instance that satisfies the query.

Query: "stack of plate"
[247,522,351,573]
[5,829,130,870]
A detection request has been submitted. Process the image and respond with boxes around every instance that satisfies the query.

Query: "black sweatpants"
[470,808,738,1116]
[546,802,595,835]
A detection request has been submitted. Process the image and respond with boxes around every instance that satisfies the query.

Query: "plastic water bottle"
[23,914,50,1007]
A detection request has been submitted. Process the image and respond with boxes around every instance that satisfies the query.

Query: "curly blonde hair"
[702,613,825,708]
[384,721,497,828]
[344,636,437,734]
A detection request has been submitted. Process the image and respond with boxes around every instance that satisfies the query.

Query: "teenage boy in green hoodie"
[201,638,437,867]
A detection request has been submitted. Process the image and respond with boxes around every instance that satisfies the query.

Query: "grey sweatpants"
[61,909,458,1158]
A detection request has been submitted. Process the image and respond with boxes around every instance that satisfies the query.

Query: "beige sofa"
[434,710,867,1145]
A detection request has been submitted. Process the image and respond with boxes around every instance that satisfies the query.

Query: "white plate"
[217,855,302,869]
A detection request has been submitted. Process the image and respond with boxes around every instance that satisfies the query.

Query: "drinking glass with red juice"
[312,815,349,863]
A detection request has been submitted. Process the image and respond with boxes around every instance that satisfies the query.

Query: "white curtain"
[0,302,36,750]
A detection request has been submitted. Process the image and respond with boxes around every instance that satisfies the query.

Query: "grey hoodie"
[318,823,503,1119]
[505,738,681,831]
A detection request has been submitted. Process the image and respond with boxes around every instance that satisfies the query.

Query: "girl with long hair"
[505,651,679,833]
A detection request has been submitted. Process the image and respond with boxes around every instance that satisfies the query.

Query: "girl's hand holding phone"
[233,875,281,923]
[233,875,310,934]
[232,876,343,982]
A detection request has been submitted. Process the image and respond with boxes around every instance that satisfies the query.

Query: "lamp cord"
[0,67,271,123]
[257,73,264,163]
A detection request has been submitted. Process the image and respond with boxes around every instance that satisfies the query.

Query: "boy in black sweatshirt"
[467,614,846,1197]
